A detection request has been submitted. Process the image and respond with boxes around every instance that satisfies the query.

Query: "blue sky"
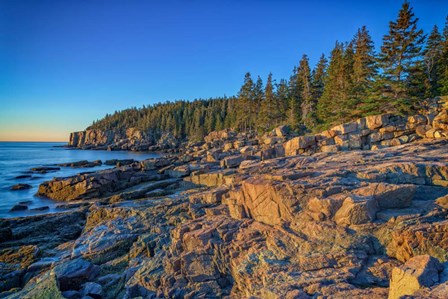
[0,0,447,141]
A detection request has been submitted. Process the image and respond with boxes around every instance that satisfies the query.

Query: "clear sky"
[0,0,447,141]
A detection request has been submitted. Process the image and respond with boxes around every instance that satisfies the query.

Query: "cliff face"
[68,128,178,151]
[69,129,115,148]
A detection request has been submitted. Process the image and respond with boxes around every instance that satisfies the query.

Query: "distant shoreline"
[0,141,67,143]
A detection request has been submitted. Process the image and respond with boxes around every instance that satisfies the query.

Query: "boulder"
[37,166,158,201]
[365,114,391,130]
[388,255,442,299]
[186,170,236,187]
[331,122,358,135]
[53,258,99,291]
[353,183,415,209]
[81,282,103,298]
[275,125,290,137]
[334,195,378,225]
[220,155,244,168]
[166,165,190,178]
[284,136,316,156]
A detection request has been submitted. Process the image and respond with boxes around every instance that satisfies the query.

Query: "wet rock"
[9,204,28,212]
[14,175,32,179]
[57,160,102,168]
[30,166,60,173]
[31,206,50,211]
[10,184,32,191]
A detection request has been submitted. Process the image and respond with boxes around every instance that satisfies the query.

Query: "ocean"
[0,142,159,218]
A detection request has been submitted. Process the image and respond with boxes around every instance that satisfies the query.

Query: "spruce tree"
[439,16,448,95]
[287,66,301,130]
[236,72,254,131]
[317,42,347,125]
[342,42,355,120]
[352,26,377,115]
[297,55,316,128]
[423,25,443,97]
[253,76,264,131]
[311,54,328,101]
[276,79,289,126]
[377,1,425,112]
[259,73,275,131]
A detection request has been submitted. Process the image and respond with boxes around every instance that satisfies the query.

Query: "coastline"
[2,100,448,297]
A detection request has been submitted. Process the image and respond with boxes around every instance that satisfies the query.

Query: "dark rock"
[19,200,33,205]
[104,159,134,166]
[57,160,102,168]
[81,282,102,298]
[61,290,82,299]
[14,175,32,179]
[53,258,99,291]
[10,184,32,191]
[31,206,50,211]
[9,204,28,211]
[30,166,60,173]
[0,227,13,242]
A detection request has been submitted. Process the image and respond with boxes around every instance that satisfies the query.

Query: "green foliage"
[377,1,425,113]
[317,41,351,124]
[439,16,448,95]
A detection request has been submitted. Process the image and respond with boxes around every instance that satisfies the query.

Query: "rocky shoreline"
[2,98,448,298]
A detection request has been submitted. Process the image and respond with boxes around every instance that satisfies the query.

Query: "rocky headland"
[2,97,448,298]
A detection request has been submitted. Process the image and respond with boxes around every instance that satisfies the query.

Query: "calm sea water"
[0,142,159,218]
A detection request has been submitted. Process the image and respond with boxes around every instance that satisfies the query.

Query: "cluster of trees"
[90,2,448,139]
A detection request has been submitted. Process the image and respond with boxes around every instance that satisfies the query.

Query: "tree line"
[90,1,448,140]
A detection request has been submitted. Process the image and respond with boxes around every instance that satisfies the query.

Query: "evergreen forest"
[89,2,448,141]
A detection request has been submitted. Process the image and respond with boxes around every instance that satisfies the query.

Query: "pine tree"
[317,42,348,125]
[275,79,289,126]
[342,42,355,120]
[439,16,448,95]
[253,76,264,131]
[286,66,301,130]
[352,26,377,116]
[423,25,443,97]
[259,73,276,131]
[311,54,328,101]
[297,55,315,128]
[236,72,254,131]
[377,1,425,112]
